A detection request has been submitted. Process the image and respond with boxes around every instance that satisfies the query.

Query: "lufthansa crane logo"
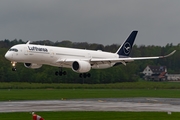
[123,42,131,55]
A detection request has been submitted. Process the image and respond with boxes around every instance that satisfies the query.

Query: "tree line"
[0,39,179,84]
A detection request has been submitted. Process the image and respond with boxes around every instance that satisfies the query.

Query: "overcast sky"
[0,0,180,46]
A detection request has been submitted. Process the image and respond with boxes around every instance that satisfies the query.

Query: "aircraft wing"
[90,50,176,65]
[56,50,176,66]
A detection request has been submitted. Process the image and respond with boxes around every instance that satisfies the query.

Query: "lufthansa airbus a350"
[5,31,176,78]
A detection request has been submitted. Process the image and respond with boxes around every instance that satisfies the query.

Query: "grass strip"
[0,111,180,120]
[1,81,180,89]
[0,89,180,101]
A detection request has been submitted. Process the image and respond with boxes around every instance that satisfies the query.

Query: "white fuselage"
[5,44,119,69]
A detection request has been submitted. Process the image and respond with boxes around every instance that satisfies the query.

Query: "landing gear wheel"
[79,73,83,78]
[87,73,91,77]
[55,71,59,76]
[12,67,16,71]
[63,71,67,75]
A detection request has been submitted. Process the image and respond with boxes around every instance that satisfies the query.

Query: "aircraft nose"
[5,52,11,60]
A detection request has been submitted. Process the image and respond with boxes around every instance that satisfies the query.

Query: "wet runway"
[1,98,180,112]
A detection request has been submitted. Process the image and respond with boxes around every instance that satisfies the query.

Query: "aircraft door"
[50,49,54,58]
[86,53,91,59]
[24,47,28,55]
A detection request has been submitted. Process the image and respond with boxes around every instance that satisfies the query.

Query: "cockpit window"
[9,48,18,52]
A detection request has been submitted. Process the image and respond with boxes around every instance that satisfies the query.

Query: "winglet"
[26,41,31,44]
[160,50,176,58]
[116,31,138,57]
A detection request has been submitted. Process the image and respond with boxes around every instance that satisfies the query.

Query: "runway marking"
[146,98,158,102]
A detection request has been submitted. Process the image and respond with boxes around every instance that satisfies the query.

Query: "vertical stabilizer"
[116,31,138,56]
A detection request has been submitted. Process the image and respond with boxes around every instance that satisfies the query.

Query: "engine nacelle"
[72,61,91,73]
[24,63,42,69]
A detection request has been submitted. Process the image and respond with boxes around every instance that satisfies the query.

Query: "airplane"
[5,31,176,78]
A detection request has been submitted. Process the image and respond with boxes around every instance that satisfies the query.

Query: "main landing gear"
[11,62,16,71]
[79,73,91,78]
[55,67,67,76]
[54,67,91,78]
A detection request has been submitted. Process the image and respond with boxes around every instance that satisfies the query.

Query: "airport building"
[142,65,167,81]
[142,65,180,81]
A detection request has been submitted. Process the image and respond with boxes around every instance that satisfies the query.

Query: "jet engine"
[72,61,91,73]
[24,63,42,69]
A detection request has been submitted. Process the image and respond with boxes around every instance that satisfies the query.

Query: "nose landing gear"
[11,62,16,71]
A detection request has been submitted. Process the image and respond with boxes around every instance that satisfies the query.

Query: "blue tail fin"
[116,31,138,56]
